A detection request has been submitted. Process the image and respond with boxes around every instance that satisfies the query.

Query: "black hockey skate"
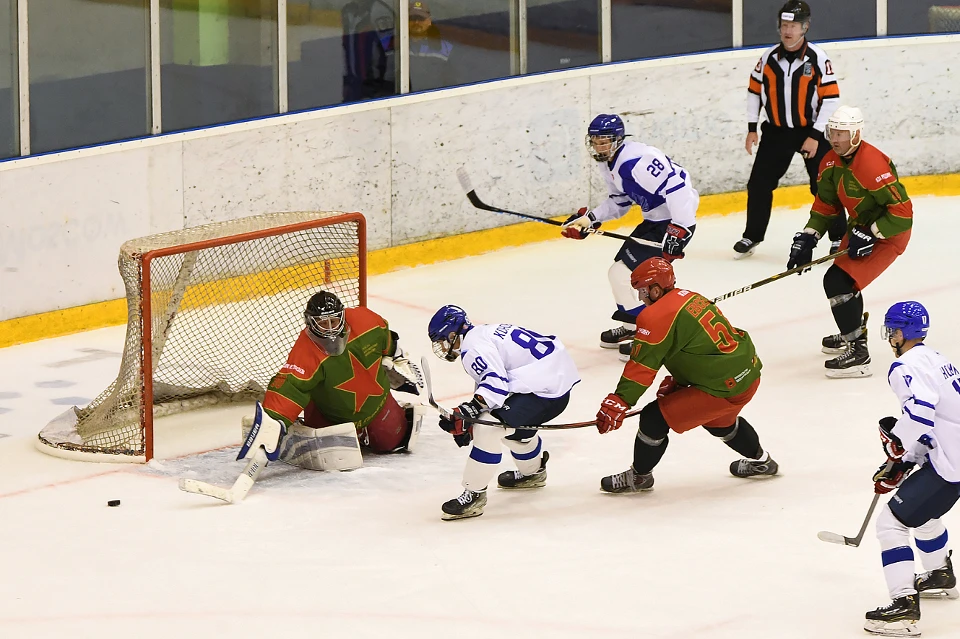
[441,489,487,521]
[600,325,633,349]
[864,594,920,636]
[618,341,633,362]
[823,312,869,355]
[916,551,959,599]
[733,238,760,260]
[825,336,871,378]
[729,455,779,478]
[600,466,654,494]
[498,451,549,489]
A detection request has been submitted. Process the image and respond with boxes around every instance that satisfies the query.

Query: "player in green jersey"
[594,257,778,493]
[786,106,913,378]
[240,291,424,473]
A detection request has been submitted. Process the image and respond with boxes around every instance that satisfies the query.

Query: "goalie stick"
[420,356,639,430]
[178,446,268,504]
[456,167,661,249]
[713,249,849,303]
[817,460,893,548]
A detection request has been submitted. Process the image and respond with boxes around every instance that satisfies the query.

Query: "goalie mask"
[305,291,349,356]
[427,304,472,361]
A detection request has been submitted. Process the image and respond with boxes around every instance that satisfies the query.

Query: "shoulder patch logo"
[876,172,892,183]
[824,60,833,75]
[803,61,813,76]
[754,58,763,73]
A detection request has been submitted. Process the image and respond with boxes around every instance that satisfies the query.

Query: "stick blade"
[455,167,473,194]
[817,530,852,546]
[179,477,233,503]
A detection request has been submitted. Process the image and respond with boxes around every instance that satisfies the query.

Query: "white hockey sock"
[503,433,543,476]
[876,505,918,598]
[915,518,950,572]
[462,424,502,492]
[608,261,643,318]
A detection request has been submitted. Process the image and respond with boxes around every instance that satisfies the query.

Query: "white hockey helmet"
[825,106,864,153]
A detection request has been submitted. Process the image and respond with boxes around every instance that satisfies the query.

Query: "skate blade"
[441,509,484,521]
[825,365,872,379]
[920,587,959,600]
[498,480,546,490]
[821,346,846,355]
[863,619,920,636]
[599,342,623,349]
[732,248,756,260]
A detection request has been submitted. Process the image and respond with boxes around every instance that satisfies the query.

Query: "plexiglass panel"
[161,0,278,133]
[889,1,960,35]
[0,0,15,158]
[743,0,876,48]
[28,0,149,153]
[612,0,731,62]
[527,0,599,74]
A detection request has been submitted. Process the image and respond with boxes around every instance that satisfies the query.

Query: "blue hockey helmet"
[881,301,930,341]
[428,304,472,361]
[586,114,626,162]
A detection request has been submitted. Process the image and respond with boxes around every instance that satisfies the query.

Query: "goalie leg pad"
[241,413,361,471]
[397,403,425,453]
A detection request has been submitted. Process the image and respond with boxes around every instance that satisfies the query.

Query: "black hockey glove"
[873,459,914,495]
[438,396,485,447]
[878,416,906,461]
[662,223,692,261]
[847,226,876,259]
[787,231,819,272]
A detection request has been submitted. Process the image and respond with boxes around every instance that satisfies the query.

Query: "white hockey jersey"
[888,344,960,483]
[589,141,699,229]
[459,323,580,410]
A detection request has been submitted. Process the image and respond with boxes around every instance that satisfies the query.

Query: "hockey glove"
[237,402,287,462]
[661,223,692,261]
[656,376,678,398]
[873,459,914,495]
[878,415,906,461]
[597,393,630,434]
[786,231,819,272]
[561,207,600,240]
[439,396,485,447]
[381,346,423,396]
[847,226,876,259]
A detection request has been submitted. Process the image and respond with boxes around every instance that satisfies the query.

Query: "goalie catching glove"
[439,396,485,447]
[561,207,600,240]
[381,345,423,395]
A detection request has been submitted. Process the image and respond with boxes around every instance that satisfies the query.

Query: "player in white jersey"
[427,304,580,520]
[561,113,700,361]
[862,301,960,636]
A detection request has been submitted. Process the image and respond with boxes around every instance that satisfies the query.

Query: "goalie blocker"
[241,401,425,471]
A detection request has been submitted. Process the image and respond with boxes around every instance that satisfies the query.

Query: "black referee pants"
[744,122,846,243]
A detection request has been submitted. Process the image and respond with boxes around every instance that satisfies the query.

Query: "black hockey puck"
[107,499,121,507]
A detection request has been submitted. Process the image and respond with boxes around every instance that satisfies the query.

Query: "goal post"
[37,211,366,463]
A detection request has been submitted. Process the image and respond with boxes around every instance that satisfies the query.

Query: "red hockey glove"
[873,460,914,494]
[439,397,484,447]
[662,223,692,261]
[597,393,630,434]
[561,207,599,240]
[656,376,678,398]
[878,416,906,461]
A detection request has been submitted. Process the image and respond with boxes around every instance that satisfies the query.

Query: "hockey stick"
[178,447,268,504]
[817,460,893,547]
[713,249,849,303]
[420,356,639,430]
[456,167,661,248]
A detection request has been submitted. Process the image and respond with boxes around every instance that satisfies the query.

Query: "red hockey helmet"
[631,257,676,293]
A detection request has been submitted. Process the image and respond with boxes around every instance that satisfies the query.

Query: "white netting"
[930,6,960,32]
[37,211,365,461]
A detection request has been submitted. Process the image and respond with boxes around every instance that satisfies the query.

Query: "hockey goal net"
[37,211,366,462]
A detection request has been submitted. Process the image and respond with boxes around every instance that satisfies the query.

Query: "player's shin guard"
[502,432,543,477]
[709,416,762,459]
[914,520,958,599]
[877,505,919,599]
[824,266,864,338]
[461,424,502,493]
[608,261,643,323]
[632,401,670,475]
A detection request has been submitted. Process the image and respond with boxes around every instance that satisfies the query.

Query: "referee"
[734,1,845,260]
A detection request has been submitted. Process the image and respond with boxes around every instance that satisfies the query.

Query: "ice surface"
[1,198,958,638]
